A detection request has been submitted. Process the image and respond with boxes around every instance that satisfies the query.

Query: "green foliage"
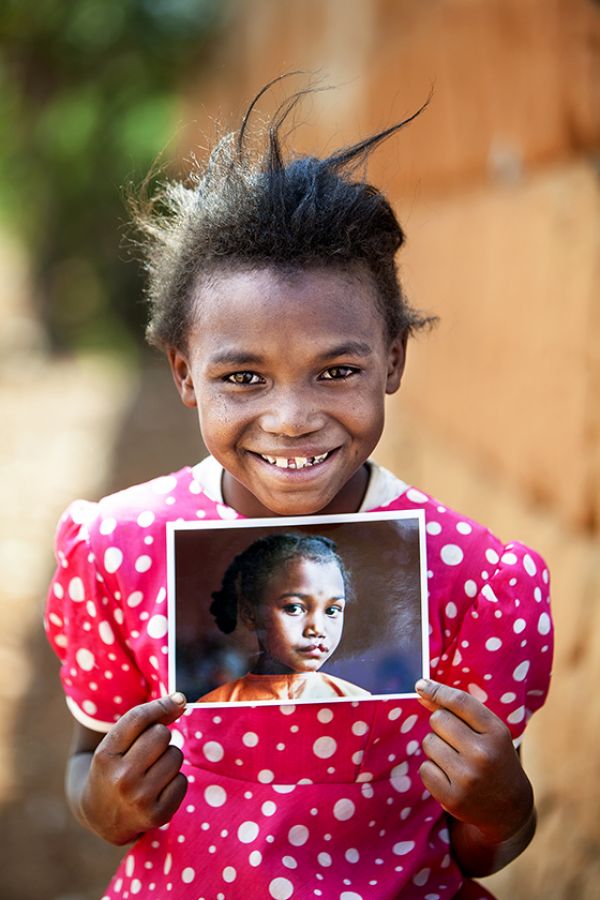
[0,0,226,351]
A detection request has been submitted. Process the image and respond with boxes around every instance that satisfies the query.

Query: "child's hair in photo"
[209,532,352,635]
[132,73,437,353]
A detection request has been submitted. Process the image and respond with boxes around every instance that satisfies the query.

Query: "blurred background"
[0,0,598,897]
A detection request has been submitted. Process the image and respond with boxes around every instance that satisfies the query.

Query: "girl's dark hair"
[210,532,351,634]
[133,74,437,351]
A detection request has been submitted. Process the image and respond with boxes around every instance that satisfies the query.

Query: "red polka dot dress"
[45,458,553,899]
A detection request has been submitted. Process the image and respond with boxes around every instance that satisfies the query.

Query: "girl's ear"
[385,334,407,395]
[239,601,257,632]
[167,348,197,408]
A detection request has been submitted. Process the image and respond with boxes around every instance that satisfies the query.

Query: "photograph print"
[167,509,429,707]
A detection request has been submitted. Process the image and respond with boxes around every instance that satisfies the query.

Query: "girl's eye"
[283,603,304,616]
[326,605,344,617]
[320,366,359,381]
[224,371,263,385]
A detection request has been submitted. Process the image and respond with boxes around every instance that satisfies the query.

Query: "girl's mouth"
[257,451,332,470]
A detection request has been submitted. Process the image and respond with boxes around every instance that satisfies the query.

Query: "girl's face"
[169,266,405,517]
[244,557,347,674]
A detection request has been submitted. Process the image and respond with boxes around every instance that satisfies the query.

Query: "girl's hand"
[71,694,188,846]
[415,678,536,875]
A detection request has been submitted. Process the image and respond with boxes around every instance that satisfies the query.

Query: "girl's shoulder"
[54,459,234,551]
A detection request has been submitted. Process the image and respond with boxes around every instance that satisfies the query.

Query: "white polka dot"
[163,852,172,874]
[464,579,477,597]
[513,660,530,682]
[76,648,95,671]
[538,612,551,635]
[249,850,262,867]
[137,510,155,527]
[203,741,224,762]
[485,637,502,652]
[501,692,517,703]
[169,729,184,749]
[242,731,259,747]
[501,551,518,565]
[135,555,152,573]
[317,708,333,723]
[279,704,296,715]
[361,782,374,799]
[52,583,64,599]
[222,866,237,883]
[238,821,259,843]
[82,700,97,715]
[514,618,527,634]
[413,868,431,886]
[345,848,360,863]
[204,785,227,807]
[340,893,363,900]
[258,769,274,783]
[426,521,442,535]
[130,879,142,895]
[467,683,488,702]
[407,488,428,503]
[216,503,239,519]
[99,621,115,645]
[507,706,526,724]
[441,544,463,566]
[272,785,296,794]
[445,602,457,619]
[456,521,472,534]
[485,548,500,565]
[147,615,168,639]
[391,762,411,793]
[68,577,85,602]
[269,877,294,899]
[393,840,415,856]
[351,721,368,736]
[99,517,117,536]
[318,852,332,867]
[288,824,309,846]
[481,584,499,603]
[313,736,337,759]
[152,475,177,494]
[523,554,537,576]
[388,707,402,721]
[262,801,277,816]
[127,591,144,608]
[401,714,418,733]
[104,548,123,574]
[181,867,195,884]
[282,855,297,869]
[333,798,355,821]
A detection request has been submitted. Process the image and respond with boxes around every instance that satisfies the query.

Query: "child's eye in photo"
[225,371,262,385]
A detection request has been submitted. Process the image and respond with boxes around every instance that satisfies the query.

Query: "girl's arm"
[67,694,188,846]
[416,679,536,877]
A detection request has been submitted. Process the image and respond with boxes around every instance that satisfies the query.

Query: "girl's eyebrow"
[209,341,373,367]
[208,350,264,367]
[278,593,346,602]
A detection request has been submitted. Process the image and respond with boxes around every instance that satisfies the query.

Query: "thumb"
[104,693,188,754]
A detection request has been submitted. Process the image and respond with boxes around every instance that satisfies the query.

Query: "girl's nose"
[260,388,325,437]
[305,615,326,638]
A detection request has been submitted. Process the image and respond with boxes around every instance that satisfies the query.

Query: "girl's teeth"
[261,452,330,469]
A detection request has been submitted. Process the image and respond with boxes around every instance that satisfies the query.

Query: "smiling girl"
[198,532,370,702]
[45,77,553,898]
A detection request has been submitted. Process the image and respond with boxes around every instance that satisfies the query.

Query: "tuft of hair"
[209,531,351,635]
[132,73,437,351]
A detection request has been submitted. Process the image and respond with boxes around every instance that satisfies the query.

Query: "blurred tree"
[0,0,227,352]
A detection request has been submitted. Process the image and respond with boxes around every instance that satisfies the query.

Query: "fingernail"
[171,692,187,706]
[415,679,431,693]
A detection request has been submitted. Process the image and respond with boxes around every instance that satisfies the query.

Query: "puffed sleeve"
[434,537,553,743]
[44,500,149,732]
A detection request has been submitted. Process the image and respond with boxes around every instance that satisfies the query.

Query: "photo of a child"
[198,533,370,702]
[168,509,428,706]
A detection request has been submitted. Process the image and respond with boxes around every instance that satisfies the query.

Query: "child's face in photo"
[169,266,405,517]
[247,557,347,674]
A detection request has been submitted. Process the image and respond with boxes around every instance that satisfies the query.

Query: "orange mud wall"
[180,1,600,897]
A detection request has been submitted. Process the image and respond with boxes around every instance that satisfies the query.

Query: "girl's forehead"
[190,265,386,345]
